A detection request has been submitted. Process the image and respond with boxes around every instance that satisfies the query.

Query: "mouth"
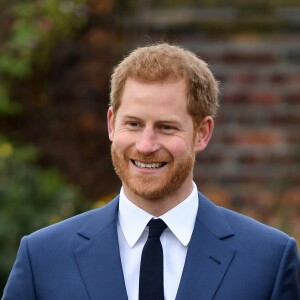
[131,160,167,169]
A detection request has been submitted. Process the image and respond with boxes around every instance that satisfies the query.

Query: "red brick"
[238,208,263,221]
[222,52,278,64]
[286,91,300,103]
[231,72,257,84]
[286,134,300,143]
[267,214,283,230]
[222,90,249,103]
[78,113,98,131]
[201,188,232,207]
[84,28,113,45]
[268,73,289,84]
[248,90,281,104]
[290,73,300,84]
[238,154,266,164]
[230,130,284,145]
[281,188,300,205]
[255,189,278,212]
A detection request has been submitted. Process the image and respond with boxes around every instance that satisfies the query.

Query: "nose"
[135,128,160,155]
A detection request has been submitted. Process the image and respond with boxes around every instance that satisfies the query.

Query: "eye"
[162,125,173,130]
[127,121,141,129]
[160,124,176,133]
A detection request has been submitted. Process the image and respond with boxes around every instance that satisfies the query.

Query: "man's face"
[108,78,201,202]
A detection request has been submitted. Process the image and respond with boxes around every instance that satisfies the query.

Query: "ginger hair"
[110,43,219,126]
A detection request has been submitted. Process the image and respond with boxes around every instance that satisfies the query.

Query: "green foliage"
[0,0,88,290]
[0,84,20,115]
[0,0,87,115]
[0,135,88,291]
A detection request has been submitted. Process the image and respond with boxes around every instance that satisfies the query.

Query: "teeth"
[134,161,163,169]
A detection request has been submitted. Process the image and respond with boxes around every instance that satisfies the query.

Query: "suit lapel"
[176,193,236,300]
[74,197,128,300]
[72,193,236,300]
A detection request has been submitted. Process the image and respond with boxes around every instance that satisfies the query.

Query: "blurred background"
[1,0,300,292]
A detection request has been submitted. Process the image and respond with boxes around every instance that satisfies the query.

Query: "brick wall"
[177,35,300,242]
[124,4,300,244]
[10,1,299,245]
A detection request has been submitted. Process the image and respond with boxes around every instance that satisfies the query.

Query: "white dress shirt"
[117,182,199,300]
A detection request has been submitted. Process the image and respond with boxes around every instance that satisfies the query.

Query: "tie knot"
[148,218,167,238]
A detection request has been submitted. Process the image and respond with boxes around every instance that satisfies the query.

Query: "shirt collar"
[118,182,199,248]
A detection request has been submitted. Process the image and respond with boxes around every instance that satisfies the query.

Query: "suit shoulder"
[219,206,291,245]
[198,192,291,245]
[28,208,98,240]
[28,197,118,244]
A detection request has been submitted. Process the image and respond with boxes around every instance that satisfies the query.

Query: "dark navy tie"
[139,218,167,300]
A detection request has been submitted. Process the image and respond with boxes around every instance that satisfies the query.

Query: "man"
[2,43,300,299]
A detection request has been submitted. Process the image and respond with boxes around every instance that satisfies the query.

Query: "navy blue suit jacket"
[2,193,300,299]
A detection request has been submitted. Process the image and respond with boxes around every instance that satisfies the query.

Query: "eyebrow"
[122,112,184,126]
[124,114,181,123]
[157,120,181,126]
[122,115,142,121]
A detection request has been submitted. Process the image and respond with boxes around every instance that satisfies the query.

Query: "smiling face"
[108,78,213,213]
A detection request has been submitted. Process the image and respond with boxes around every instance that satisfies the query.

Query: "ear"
[194,116,214,152]
[107,107,115,142]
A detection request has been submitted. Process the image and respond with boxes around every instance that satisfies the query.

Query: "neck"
[123,179,194,216]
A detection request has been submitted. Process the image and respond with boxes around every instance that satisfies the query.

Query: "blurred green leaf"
[0,84,20,114]
[0,0,87,116]
[0,137,88,289]
[0,0,88,291]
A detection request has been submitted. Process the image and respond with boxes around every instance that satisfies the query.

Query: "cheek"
[164,139,193,158]
[112,133,135,151]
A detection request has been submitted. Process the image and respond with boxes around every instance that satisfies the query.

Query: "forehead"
[116,78,192,123]
[121,78,187,105]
